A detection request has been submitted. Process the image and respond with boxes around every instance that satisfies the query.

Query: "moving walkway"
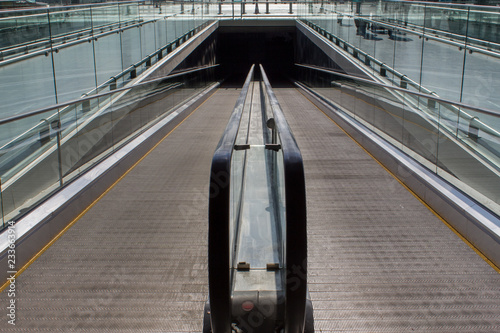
[204,65,314,333]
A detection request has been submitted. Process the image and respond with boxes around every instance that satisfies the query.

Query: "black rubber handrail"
[260,64,307,333]
[208,64,255,333]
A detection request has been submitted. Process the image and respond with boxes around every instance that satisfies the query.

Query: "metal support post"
[400,76,408,89]
[51,120,63,187]
[468,117,480,140]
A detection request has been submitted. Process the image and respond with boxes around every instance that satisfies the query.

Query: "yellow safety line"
[0,88,218,292]
[298,88,500,274]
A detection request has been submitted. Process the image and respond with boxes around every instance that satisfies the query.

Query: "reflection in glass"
[461,46,500,111]
[0,10,50,49]
[0,62,214,226]
[94,31,123,86]
[0,109,62,222]
[121,27,142,72]
[0,54,57,119]
[297,65,500,216]
[53,42,96,103]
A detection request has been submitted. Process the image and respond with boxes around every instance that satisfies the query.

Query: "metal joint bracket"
[468,116,480,140]
[50,120,61,131]
[237,262,250,271]
[82,99,91,113]
[265,144,281,151]
[266,263,280,271]
[234,144,250,151]
[110,77,117,90]
[400,75,408,89]
[380,63,387,77]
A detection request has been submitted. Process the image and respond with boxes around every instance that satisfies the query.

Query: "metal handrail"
[296,63,500,141]
[303,21,430,93]
[389,0,500,11]
[302,18,500,139]
[0,64,218,156]
[0,1,144,15]
[0,21,214,154]
[296,63,500,118]
[0,18,140,55]
[82,20,212,97]
[364,15,500,58]
[378,19,500,52]
[0,64,219,126]
[309,3,500,59]
[0,18,153,65]
[260,63,307,333]
[0,8,210,66]
[304,20,452,97]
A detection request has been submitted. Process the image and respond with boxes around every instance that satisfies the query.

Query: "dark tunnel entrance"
[216,22,296,87]
[175,20,348,87]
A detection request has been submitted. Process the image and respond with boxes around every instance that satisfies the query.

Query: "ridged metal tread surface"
[273,87,500,333]
[0,88,239,332]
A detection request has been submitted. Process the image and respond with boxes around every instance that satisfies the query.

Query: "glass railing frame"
[297,63,500,140]
[0,64,218,130]
[296,63,500,216]
[302,6,500,59]
[0,9,145,64]
[296,63,500,118]
[0,20,215,154]
[301,19,500,98]
[0,1,213,128]
[0,64,218,228]
[299,0,500,114]
[0,1,145,47]
[298,15,500,135]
